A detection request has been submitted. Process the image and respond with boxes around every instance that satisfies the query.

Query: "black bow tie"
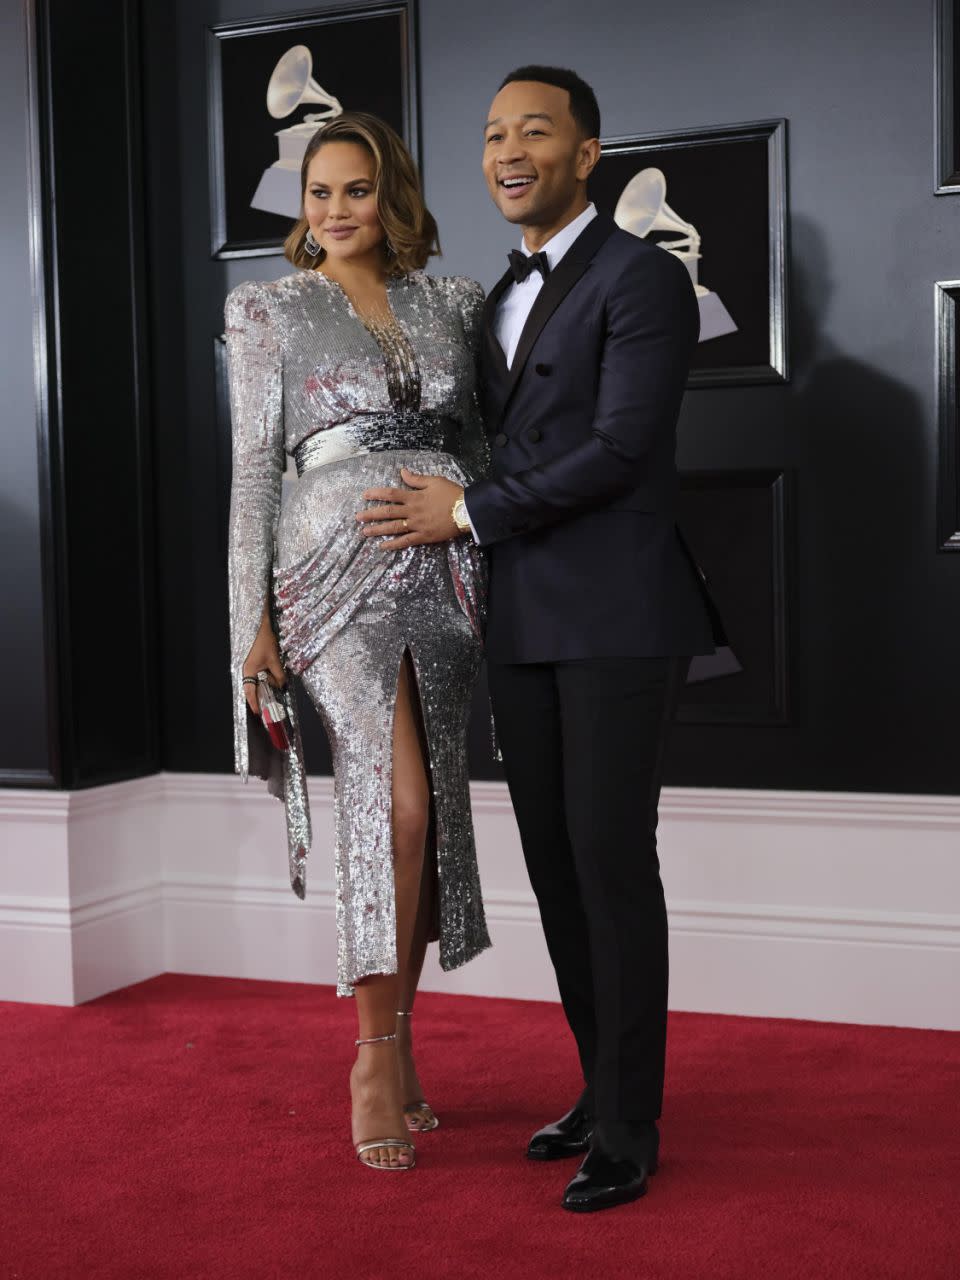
[508,249,550,284]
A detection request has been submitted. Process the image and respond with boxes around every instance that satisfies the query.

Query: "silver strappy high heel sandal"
[396,1011,440,1133]
[353,1033,417,1171]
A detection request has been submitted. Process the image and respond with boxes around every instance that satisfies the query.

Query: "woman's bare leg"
[397,856,435,1126]
[350,653,430,1166]
[352,974,409,1167]
[392,655,435,1126]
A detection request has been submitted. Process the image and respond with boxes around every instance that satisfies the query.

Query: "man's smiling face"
[482,80,592,231]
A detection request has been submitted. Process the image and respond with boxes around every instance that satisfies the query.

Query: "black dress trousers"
[487,654,689,1163]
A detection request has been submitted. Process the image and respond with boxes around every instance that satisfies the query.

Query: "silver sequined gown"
[225,269,491,995]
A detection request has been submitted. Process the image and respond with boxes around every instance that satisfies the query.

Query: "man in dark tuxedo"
[356,65,718,1212]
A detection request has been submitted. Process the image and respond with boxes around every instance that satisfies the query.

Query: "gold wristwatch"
[451,493,472,535]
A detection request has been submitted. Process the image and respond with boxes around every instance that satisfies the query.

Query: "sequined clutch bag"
[256,671,291,752]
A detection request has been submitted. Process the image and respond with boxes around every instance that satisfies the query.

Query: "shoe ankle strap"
[396,1010,412,1018]
[355,1033,397,1046]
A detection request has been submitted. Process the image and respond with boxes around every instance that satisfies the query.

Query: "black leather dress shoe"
[526,1106,594,1161]
[562,1147,652,1213]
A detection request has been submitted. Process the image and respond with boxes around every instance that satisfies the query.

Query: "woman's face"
[303,141,384,266]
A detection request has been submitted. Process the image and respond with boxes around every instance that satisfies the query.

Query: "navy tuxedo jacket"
[465,212,719,664]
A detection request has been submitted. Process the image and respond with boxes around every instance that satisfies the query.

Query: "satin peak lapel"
[480,268,512,427]
[483,266,514,333]
[482,267,513,377]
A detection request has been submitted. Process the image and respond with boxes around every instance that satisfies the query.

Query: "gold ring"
[402,518,409,530]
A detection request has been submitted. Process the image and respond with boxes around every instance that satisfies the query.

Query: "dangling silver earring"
[304,228,321,258]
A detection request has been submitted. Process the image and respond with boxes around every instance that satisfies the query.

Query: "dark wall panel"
[29,0,159,787]
[677,471,791,727]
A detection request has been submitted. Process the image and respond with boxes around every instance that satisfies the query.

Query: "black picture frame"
[935,0,960,193]
[676,470,792,725]
[207,2,419,259]
[936,282,960,550]
[588,119,788,387]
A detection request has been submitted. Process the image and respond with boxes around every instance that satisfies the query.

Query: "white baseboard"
[0,881,165,1005]
[2,774,959,1028]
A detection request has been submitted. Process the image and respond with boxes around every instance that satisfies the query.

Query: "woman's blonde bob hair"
[283,112,440,275]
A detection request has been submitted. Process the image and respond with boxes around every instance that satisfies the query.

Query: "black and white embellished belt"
[292,413,456,478]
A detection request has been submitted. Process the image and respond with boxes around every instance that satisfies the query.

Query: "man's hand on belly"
[356,467,462,549]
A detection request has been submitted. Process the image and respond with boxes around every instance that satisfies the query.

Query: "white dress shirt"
[462,202,598,542]
[494,202,597,368]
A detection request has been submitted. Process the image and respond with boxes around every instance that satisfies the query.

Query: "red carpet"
[3,975,959,1280]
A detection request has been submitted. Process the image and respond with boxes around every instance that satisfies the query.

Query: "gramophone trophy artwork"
[588,120,787,386]
[614,167,737,344]
[250,46,345,219]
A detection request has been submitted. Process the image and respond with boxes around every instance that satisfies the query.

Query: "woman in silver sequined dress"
[225,114,491,1171]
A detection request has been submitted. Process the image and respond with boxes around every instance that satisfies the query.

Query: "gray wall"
[0,0,50,779]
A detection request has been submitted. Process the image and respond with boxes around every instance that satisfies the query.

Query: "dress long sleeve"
[454,278,491,482]
[225,280,311,896]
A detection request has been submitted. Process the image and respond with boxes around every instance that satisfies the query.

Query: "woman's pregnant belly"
[273,448,481,676]
[276,448,468,570]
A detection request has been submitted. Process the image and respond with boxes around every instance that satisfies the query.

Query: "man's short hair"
[499,65,601,140]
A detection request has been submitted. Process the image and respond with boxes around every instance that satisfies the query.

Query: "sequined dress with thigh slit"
[225,269,491,995]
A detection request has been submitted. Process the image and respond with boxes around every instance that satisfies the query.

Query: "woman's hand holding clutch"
[242,606,287,715]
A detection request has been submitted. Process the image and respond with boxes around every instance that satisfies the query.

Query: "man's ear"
[576,137,602,183]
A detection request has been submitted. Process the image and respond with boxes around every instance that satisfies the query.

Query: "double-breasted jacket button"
[494,432,508,446]
[534,362,552,376]
[527,428,543,443]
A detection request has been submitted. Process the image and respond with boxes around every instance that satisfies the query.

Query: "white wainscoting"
[0,778,165,1005]
[1,774,959,1029]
